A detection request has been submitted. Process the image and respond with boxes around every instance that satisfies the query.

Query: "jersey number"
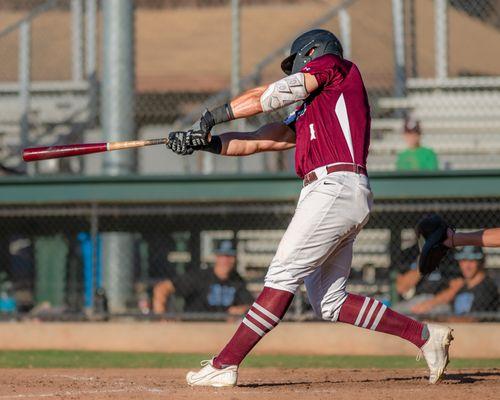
[309,123,316,140]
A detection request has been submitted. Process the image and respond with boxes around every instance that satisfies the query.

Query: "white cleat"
[419,323,454,384]
[186,359,238,387]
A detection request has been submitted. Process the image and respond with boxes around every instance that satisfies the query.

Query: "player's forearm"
[229,86,267,119]
[152,280,175,314]
[396,270,421,295]
[430,279,464,306]
[453,229,500,247]
[218,131,261,156]
[213,122,296,156]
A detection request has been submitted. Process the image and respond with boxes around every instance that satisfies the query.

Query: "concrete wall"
[0,322,498,358]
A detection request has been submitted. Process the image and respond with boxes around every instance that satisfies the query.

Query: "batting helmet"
[281,29,343,75]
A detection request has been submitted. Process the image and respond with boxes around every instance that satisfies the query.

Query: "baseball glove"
[415,214,452,275]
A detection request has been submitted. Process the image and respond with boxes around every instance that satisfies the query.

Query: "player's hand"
[190,109,215,146]
[167,131,195,155]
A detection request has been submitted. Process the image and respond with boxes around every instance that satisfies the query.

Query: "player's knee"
[264,262,302,294]
[319,290,348,322]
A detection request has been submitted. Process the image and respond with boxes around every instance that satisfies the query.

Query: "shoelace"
[200,359,212,367]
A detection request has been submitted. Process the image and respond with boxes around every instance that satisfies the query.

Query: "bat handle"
[108,138,169,151]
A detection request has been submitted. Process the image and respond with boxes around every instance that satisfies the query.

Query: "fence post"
[435,0,448,79]
[90,203,99,312]
[85,0,98,124]
[71,0,84,81]
[391,0,406,98]
[101,0,136,313]
[339,8,351,60]
[19,20,31,173]
[231,0,244,173]
[407,0,418,77]
[102,0,135,174]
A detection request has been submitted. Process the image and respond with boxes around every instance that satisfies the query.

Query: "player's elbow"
[260,73,308,112]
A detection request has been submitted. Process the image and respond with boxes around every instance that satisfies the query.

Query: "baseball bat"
[22,138,169,162]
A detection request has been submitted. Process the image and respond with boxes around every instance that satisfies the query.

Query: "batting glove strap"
[191,105,234,144]
[211,103,235,124]
[200,135,222,155]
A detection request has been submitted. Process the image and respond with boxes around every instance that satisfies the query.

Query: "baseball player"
[167,29,453,387]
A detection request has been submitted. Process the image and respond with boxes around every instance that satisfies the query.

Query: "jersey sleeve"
[300,54,347,88]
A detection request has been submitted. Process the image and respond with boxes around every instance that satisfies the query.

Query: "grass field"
[0,350,498,369]
[0,351,498,399]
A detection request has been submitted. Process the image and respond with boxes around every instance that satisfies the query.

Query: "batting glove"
[167,131,195,155]
[190,109,215,146]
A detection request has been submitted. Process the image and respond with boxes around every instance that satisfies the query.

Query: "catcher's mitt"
[415,214,452,275]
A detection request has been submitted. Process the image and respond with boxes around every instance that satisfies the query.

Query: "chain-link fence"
[0,0,97,175]
[370,0,500,171]
[1,0,499,174]
[1,195,498,321]
[0,1,499,324]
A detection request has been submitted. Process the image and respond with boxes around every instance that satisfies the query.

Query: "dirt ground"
[0,368,498,400]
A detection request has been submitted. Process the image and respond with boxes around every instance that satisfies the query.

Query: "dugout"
[0,170,499,319]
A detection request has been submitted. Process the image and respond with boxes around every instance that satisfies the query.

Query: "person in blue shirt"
[153,240,253,315]
[453,246,498,315]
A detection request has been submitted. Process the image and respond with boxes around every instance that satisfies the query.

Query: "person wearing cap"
[395,243,463,315]
[152,240,253,315]
[453,246,498,315]
[396,118,438,171]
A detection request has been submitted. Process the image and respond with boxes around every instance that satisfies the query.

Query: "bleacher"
[1,0,500,174]
[0,81,92,171]
[369,77,500,171]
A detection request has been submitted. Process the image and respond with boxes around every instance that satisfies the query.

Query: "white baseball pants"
[264,168,373,321]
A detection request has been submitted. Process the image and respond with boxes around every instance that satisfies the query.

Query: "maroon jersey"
[284,54,371,178]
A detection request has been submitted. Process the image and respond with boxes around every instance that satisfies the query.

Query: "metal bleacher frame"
[0,0,97,173]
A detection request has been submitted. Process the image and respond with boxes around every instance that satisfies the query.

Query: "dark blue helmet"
[281,29,343,75]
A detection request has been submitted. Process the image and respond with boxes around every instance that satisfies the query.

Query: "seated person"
[395,243,463,314]
[153,240,253,315]
[453,246,499,315]
[396,117,438,171]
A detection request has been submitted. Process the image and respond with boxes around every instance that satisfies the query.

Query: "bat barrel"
[23,143,108,162]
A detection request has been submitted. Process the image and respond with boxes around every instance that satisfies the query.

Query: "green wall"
[1,170,500,204]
